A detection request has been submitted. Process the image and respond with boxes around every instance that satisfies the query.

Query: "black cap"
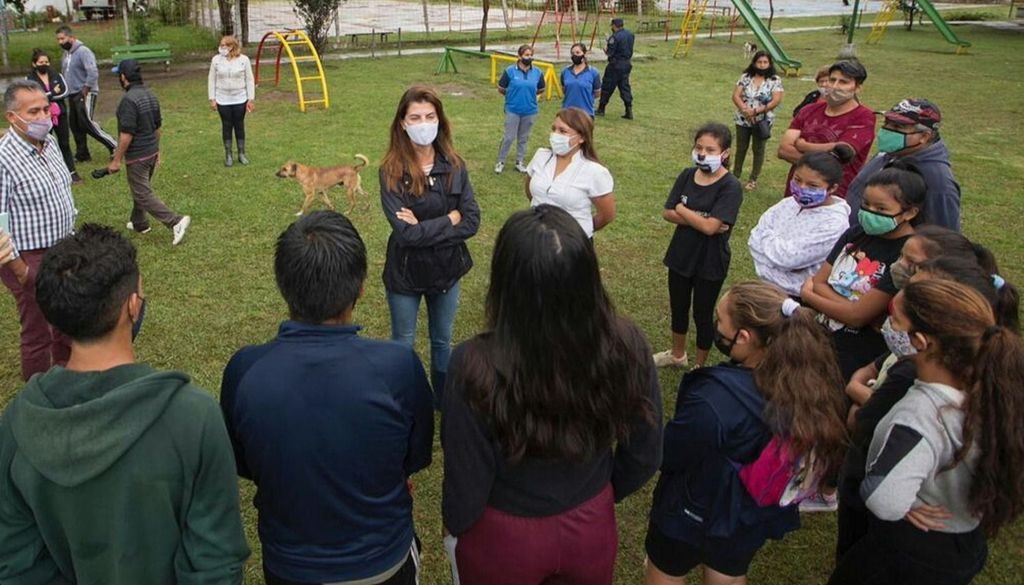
[828,59,867,84]
[611,17,624,27]
[112,59,143,82]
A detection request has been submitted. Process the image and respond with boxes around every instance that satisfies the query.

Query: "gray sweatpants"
[497,112,537,164]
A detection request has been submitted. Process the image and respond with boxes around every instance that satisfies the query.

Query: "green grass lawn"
[1,17,1023,585]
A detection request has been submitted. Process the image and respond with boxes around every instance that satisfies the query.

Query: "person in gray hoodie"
[846,99,961,231]
[828,279,1024,585]
[56,25,117,162]
[0,224,250,584]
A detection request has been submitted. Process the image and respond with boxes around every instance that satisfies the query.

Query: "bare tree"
[480,0,490,51]
[217,0,234,36]
[239,0,249,44]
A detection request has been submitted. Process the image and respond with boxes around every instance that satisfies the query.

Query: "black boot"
[622,105,634,120]
[430,369,446,411]
[237,140,249,165]
[595,100,608,117]
[223,140,233,167]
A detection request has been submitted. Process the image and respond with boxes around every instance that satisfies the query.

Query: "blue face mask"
[132,297,146,342]
[789,179,830,208]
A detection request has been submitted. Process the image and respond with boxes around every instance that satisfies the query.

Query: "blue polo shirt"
[561,65,602,116]
[220,321,434,583]
[499,63,546,116]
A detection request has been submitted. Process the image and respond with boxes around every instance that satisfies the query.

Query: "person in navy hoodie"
[495,44,546,174]
[645,281,847,585]
[220,210,434,585]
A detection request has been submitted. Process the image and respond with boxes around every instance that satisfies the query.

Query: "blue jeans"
[387,281,461,407]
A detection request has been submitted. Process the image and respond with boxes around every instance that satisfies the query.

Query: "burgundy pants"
[1,249,71,380]
[450,484,617,585]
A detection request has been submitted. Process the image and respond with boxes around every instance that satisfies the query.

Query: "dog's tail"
[354,154,369,170]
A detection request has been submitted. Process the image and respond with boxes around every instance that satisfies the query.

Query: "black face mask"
[755,67,770,74]
[571,54,585,65]
[34,65,49,74]
[713,327,740,358]
[520,57,533,66]
[60,41,73,51]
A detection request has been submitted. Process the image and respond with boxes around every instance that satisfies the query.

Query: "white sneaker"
[172,216,191,246]
[494,161,504,174]
[653,350,688,368]
[515,161,528,173]
[126,221,151,234]
[799,491,838,513]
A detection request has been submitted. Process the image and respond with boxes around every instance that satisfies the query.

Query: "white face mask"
[404,122,439,146]
[218,47,230,57]
[692,150,723,173]
[881,317,917,358]
[549,132,575,156]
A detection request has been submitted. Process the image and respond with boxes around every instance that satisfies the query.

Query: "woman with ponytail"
[646,281,847,585]
[830,280,1024,585]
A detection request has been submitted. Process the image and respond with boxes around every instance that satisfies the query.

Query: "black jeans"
[217,102,247,142]
[51,103,75,175]
[668,270,724,351]
[828,517,987,585]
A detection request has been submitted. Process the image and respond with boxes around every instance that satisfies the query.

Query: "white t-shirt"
[747,196,851,297]
[526,148,614,238]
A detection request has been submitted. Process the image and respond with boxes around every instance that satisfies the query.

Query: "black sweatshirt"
[441,335,663,535]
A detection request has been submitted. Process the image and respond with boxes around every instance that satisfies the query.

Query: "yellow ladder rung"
[302,100,327,105]
[290,56,318,62]
[298,76,323,81]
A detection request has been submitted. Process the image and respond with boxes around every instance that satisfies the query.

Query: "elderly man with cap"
[107,59,191,246]
[778,59,876,199]
[597,17,635,119]
[846,98,961,230]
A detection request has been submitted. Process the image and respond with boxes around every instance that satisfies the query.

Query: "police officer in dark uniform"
[597,17,635,120]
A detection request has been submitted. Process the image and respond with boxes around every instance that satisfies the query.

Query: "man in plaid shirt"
[0,80,76,380]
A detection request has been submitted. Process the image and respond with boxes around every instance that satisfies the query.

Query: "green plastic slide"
[729,0,801,71]
[914,0,971,48]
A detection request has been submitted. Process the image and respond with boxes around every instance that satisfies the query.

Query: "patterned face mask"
[881,317,917,358]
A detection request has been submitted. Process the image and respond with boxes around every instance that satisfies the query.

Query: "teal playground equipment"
[672,0,801,75]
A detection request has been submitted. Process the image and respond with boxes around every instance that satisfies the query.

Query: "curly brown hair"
[725,281,848,477]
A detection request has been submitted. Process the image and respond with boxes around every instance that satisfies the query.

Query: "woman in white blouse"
[207,35,255,167]
[524,108,615,238]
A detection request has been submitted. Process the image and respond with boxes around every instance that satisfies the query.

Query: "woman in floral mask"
[207,35,255,166]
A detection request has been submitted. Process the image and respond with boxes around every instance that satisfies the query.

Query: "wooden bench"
[347,31,392,47]
[111,43,172,71]
[638,19,668,32]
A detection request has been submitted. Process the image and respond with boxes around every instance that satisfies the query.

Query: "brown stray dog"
[275,154,370,216]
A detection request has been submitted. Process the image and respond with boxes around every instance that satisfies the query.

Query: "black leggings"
[828,517,986,585]
[217,102,247,142]
[668,270,725,351]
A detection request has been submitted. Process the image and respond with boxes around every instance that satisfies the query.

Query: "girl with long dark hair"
[829,280,1024,585]
[442,205,661,585]
[380,86,480,407]
[646,281,847,585]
